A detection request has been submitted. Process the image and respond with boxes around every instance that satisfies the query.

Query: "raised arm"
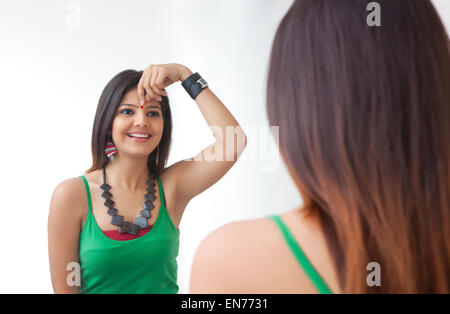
[137,63,247,204]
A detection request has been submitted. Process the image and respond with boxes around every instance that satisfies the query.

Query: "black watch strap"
[181,72,208,100]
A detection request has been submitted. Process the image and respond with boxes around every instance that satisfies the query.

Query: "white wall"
[0,0,448,294]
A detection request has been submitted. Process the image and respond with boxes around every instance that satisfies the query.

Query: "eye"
[120,109,133,115]
[119,109,160,117]
[147,111,160,117]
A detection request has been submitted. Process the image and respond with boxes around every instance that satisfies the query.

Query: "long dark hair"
[267,0,450,293]
[85,69,172,176]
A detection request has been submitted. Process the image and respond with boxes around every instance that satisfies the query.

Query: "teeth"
[128,134,150,138]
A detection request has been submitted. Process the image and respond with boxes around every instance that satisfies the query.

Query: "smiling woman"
[87,70,172,176]
[47,63,247,294]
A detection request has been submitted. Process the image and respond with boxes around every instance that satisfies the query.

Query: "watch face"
[197,78,208,88]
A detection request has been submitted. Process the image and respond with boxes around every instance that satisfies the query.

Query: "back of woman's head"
[267,0,450,293]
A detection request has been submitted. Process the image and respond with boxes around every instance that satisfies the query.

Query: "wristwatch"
[181,72,208,100]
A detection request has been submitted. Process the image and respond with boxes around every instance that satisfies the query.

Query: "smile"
[127,133,151,142]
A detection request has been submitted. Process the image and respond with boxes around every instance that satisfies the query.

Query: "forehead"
[120,88,139,102]
[119,87,161,107]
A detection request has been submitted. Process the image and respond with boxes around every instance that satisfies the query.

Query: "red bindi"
[140,105,144,109]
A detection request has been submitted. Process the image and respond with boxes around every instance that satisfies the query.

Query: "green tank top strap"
[80,175,92,215]
[268,214,332,294]
[156,175,165,208]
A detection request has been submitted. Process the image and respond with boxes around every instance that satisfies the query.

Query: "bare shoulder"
[195,210,296,253]
[52,177,85,202]
[49,176,86,222]
[200,216,277,247]
[190,208,339,293]
[189,219,253,293]
[189,211,302,293]
[192,214,286,266]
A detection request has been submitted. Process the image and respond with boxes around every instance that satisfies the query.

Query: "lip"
[127,134,151,142]
[127,132,150,135]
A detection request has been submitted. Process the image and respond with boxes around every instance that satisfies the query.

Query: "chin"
[119,148,153,158]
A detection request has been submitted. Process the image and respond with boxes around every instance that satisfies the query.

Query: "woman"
[48,63,247,293]
[190,0,450,293]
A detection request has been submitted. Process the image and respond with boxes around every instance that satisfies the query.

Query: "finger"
[155,71,168,96]
[143,69,151,101]
[139,67,153,104]
[151,70,165,97]
[137,73,146,105]
[144,70,159,101]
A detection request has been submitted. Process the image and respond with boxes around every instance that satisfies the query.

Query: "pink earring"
[105,134,118,161]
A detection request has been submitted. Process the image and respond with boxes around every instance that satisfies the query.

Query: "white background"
[0,0,449,294]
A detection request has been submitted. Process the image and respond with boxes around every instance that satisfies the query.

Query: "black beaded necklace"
[100,164,157,236]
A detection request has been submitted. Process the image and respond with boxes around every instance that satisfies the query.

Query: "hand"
[137,63,193,104]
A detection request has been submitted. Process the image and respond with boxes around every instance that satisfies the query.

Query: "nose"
[134,109,148,126]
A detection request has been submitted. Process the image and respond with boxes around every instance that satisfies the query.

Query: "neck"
[104,154,150,192]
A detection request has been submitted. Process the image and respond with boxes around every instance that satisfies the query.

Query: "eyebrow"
[119,103,161,110]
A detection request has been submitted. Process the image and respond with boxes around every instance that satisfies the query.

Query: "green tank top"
[268,214,333,294]
[79,175,180,294]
